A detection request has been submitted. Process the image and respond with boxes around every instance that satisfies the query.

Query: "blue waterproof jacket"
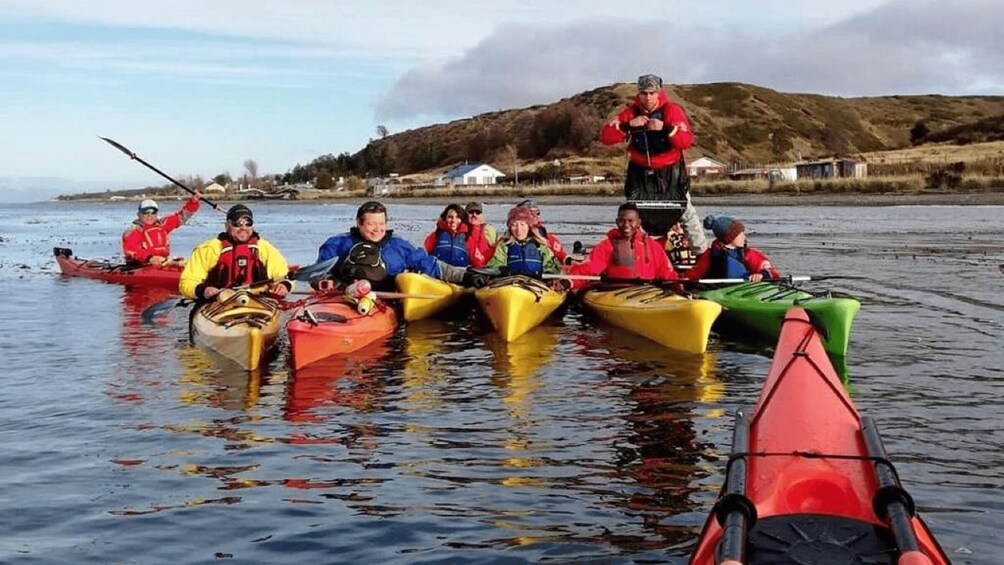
[317,228,442,279]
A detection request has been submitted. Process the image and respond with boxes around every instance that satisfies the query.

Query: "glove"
[462,267,489,289]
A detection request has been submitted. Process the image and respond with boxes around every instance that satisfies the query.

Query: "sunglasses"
[468,210,482,216]
[140,208,158,215]
[228,218,253,227]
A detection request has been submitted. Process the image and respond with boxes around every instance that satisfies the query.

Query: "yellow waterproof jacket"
[179,236,291,299]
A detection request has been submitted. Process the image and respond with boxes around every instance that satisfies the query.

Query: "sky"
[0,0,1001,202]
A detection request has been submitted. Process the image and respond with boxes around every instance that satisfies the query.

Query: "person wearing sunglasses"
[599,73,708,256]
[179,204,292,300]
[464,201,497,268]
[121,193,201,267]
[316,200,486,291]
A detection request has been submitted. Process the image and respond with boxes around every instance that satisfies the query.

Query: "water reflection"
[176,345,264,410]
[285,338,393,423]
[575,326,724,547]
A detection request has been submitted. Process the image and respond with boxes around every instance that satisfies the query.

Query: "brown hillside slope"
[363,82,1004,177]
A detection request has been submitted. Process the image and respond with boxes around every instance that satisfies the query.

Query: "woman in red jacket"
[686,215,780,282]
[423,203,471,267]
[565,203,678,289]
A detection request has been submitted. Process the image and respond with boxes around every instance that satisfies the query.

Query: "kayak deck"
[54,247,182,290]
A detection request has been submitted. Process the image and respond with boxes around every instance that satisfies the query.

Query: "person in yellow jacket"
[179,204,292,300]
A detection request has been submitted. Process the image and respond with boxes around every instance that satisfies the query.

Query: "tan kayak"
[581,284,722,354]
[395,272,469,322]
[189,289,281,371]
[474,275,566,342]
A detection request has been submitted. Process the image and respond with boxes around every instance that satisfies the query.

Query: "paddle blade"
[288,257,339,283]
[140,298,188,323]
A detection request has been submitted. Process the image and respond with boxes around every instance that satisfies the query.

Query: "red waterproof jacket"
[599,90,694,169]
[568,228,678,289]
[686,241,780,280]
[122,197,199,264]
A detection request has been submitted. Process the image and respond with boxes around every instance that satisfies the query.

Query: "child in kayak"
[487,206,563,278]
[122,194,201,267]
[686,215,780,282]
[565,202,678,290]
[423,203,471,267]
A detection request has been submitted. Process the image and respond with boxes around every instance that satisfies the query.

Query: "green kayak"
[695,282,861,358]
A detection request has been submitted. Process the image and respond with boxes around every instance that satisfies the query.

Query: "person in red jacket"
[423,203,471,267]
[122,195,201,267]
[464,201,497,268]
[564,203,678,290]
[515,198,571,265]
[686,215,780,282]
[599,73,708,255]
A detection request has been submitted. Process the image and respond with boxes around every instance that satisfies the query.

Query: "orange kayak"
[286,293,398,370]
[690,307,949,565]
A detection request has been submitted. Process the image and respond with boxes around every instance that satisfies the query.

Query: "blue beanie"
[704,214,745,243]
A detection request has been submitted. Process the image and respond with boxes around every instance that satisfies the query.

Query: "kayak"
[189,289,281,371]
[286,293,399,370]
[54,247,182,290]
[474,275,566,342]
[395,272,469,322]
[690,307,949,565]
[695,281,861,358]
[580,284,722,354]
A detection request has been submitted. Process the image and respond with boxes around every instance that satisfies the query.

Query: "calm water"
[1,199,1001,564]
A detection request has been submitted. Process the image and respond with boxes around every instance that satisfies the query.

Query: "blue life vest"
[709,246,749,279]
[505,240,544,276]
[432,230,470,267]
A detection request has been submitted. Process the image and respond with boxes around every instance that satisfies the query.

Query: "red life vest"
[605,234,650,280]
[206,233,269,288]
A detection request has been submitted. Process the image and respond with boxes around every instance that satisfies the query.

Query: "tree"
[243,159,259,181]
[377,125,389,138]
[910,121,930,146]
[501,143,519,184]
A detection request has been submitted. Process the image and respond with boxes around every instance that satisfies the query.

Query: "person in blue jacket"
[317,201,482,291]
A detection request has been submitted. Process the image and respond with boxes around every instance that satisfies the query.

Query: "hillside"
[327,82,1004,182]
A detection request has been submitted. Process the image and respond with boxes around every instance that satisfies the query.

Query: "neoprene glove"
[462,267,489,289]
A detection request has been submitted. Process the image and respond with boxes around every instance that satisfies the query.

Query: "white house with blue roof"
[436,162,505,186]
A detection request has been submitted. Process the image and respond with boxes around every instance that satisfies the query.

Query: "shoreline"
[53,190,1004,207]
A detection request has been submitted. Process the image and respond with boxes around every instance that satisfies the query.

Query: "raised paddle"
[99,136,224,214]
[140,257,340,322]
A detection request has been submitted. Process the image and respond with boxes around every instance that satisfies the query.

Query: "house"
[203,182,226,194]
[687,156,726,178]
[795,157,868,179]
[436,163,505,186]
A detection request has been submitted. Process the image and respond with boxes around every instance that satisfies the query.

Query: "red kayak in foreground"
[690,308,949,565]
[54,247,182,290]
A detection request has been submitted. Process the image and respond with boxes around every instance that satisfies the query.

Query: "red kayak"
[286,292,399,371]
[690,308,949,565]
[54,247,181,290]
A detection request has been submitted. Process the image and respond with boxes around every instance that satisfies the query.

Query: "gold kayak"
[395,272,469,322]
[474,275,566,342]
[189,289,281,371]
[580,284,722,354]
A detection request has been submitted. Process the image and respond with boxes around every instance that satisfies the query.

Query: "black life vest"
[338,239,389,283]
[628,106,673,157]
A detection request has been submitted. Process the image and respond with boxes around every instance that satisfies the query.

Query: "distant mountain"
[0,176,140,203]
[341,82,1004,178]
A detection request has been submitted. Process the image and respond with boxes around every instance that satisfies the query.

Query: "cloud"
[378,0,1004,122]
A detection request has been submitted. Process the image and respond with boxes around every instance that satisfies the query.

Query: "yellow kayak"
[580,284,722,354]
[395,272,469,322]
[474,275,566,342]
[189,289,281,371]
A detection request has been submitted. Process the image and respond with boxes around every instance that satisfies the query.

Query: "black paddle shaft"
[99,136,223,212]
[860,416,922,554]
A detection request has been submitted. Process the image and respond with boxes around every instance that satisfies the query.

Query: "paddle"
[542,273,814,285]
[99,136,224,213]
[140,257,339,322]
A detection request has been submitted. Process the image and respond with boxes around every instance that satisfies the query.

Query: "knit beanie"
[704,214,745,243]
[507,206,535,227]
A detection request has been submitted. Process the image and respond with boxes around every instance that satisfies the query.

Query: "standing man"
[599,74,708,254]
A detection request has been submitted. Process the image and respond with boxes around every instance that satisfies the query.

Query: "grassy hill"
[347,82,1004,181]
